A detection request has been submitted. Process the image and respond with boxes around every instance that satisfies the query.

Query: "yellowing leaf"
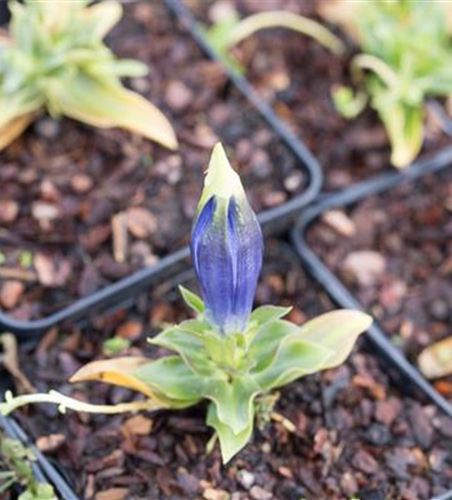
[418,336,452,379]
[81,1,123,41]
[47,74,178,150]
[0,112,38,151]
[69,357,156,398]
[298,309,372,370]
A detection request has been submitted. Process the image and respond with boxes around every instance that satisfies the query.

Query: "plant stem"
[351,53,400,90]
[0,390,166,416]
[226,10,345,55]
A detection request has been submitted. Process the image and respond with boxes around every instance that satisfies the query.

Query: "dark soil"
[191,0,451,189]
[8,242,452,500]
[307,168,452,399]
[0,1,307,320]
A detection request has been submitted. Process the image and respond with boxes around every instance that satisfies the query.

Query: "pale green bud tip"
[198,142,245,209]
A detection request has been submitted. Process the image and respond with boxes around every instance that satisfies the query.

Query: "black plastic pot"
[7,240,452,499]
[0,1,323,341]
[0,1,9,26]
[291,144,452,421]
[0,413,78,499]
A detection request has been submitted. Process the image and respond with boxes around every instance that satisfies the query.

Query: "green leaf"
[332,85,367,119]
[149,324,223,378]
[204,377,260,435]
[376,98,424,168]
[249,305,292,327]
[80,0,122,41]
[19,483,57,500]
[179,286,205,314]
[296,310,372,370]
[253,337,332,391]
[133,356,205,404]
[201,12,245,75]
[207,401,254,464]
[249,319,299,372]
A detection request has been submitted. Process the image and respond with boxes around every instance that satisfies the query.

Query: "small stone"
[237,470,255,490]
[0,200,19,223]
[203,488,230,500]
[352,450,379,474]
[323,210,356,237]
[343,251,386,286]
[250,485,273,500]
[31,201,60,222]
[71,174,93,193]
[165,80,193,112]
[0,280,25,309]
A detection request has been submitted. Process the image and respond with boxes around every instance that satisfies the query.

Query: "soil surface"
[0,2,307,320]
[191,0,451,189]
[307,167,452,400]
[8,242,452,500]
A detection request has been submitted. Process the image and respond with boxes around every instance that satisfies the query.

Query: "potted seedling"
[196,0,452,178]
[1,143,372,464]
[0,0,177,150]
[0,431,56,500]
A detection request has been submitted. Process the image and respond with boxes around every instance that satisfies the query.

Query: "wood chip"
[0,200,19,223]
[34,253,57,286]
[112,212,128,263]
[36,434,66,453]
[126,207,157,239]
[116,320,142,341]
[323,209,356,237]
[0,267,37,282]
[0,280,25,309]
[94,488,129,500]
[1,333,35,393]
[122,415,153,437]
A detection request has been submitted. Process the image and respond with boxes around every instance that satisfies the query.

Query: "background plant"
[321,0,452,168]
[1,143,372,463]
[0,0,177,151]
[0,432,56,500]
[203,7,344,74]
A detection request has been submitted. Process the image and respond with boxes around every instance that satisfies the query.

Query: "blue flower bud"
[191,143,264,335]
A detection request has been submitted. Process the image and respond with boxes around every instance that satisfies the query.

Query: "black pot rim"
[291,144,452,421]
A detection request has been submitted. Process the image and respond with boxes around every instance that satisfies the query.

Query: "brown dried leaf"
[70,357,155,397]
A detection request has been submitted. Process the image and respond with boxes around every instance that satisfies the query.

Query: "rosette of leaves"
[321,0,452,168]
[0,143,372,463]
[0,0,177,151]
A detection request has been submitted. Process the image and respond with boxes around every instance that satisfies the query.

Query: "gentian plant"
[203,8,344,74]
[320,0,452,168]
[0,144,372,463]
[0,0,177,151]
